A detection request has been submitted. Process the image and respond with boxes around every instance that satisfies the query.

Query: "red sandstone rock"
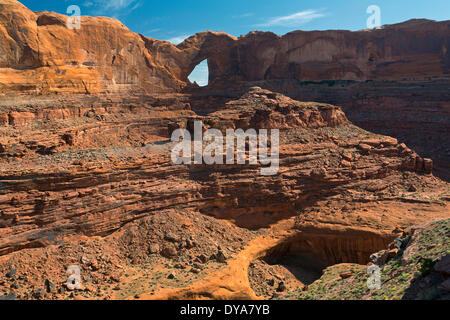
[0,1,449,180]
[0,1,448,95]
[423,158,433,173]
[0,1,448,301]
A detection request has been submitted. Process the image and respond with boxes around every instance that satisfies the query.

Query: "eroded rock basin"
[249,228,393,298]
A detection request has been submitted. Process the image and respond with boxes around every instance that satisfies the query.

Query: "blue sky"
[20,0,450,85]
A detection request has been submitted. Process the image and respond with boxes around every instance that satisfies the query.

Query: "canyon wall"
[0,0,449,180]
[0,1,449,299]
[0,87,445,256]
[1,0,448,95]
[0,0,187,94]
[183,19,449,84]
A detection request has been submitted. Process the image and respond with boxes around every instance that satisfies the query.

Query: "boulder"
[434,254,450,276]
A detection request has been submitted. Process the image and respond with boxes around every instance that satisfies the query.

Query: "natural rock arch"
[176,31,239,85]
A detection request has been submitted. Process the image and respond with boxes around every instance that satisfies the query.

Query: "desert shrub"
[419,258,434,277]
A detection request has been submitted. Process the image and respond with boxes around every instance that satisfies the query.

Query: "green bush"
[419,258,434,277]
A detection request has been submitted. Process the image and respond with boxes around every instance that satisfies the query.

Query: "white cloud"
[104,0,138,10]
[146,28,161,33]
[165,35,190,45]
[256,9,325,27]
[232,13,254,19]
[86,0,142,16]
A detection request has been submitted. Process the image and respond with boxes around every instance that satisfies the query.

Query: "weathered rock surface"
[0,0,187,95]
[0,1,449,301]
[1,1,449,180]
[268,219,450,300]
[0,87,448,300]
[1,1,448,94]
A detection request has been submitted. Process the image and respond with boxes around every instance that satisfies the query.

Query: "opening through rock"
[188,59,209,87]
[249,230,393,298]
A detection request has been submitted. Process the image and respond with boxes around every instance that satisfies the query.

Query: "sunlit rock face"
[0,0,186,95]
[0,1,448,177]
[0,1,449,301]
[1,1,448,95]
[1,2,448,181]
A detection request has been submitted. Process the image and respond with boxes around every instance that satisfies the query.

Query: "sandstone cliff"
[0,0,187,94]
[0,86,448,300]
[1,1,448,181]
[0,1,449,301]
[0,0,448,95]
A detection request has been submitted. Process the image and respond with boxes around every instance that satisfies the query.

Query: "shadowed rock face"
[184,20,449,84]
